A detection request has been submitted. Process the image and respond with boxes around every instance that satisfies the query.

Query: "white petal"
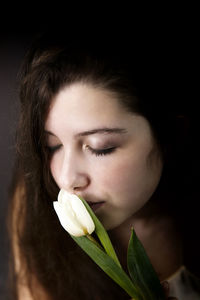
[53,201,85,236]
[71,196,95,234]
[56,189,95,236]
[58,188,76,205]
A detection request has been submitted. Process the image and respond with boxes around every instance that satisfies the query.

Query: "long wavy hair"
[7,29,193,299]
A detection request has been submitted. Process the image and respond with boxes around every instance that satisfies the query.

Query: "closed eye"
[87,146,117,156]
[46,144,62,153]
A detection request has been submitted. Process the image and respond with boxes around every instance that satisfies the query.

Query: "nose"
[58,149,90,194]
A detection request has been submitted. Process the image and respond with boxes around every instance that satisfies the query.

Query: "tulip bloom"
[53,189,95,236]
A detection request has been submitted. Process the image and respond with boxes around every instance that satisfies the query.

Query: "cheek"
[100,158,140,198]
[49,156,60,186]
[99,149,162,206]
[103,160,132,191]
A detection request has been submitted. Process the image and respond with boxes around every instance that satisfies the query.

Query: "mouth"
[87,201,105,212]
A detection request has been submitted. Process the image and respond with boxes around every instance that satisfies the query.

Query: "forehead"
[45,83,131,129]
[44,82,155,147]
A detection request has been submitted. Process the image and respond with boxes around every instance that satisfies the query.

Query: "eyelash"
[46,145,62,153]
[87,146,116,156]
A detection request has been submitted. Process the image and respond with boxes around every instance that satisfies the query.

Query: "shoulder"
[167,265,200,300]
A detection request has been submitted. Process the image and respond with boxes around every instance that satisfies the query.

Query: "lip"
[87,201,105,212]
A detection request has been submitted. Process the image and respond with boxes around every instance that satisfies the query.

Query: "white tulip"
[53,189,95,237]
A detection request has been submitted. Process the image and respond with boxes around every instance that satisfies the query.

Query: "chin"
[97,206,137,231]
[99,214,127,231]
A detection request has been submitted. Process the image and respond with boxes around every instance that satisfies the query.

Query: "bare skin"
[110,213,183,281]
[110,201,182,300]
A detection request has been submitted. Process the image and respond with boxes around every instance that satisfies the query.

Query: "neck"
[109,211,183,281]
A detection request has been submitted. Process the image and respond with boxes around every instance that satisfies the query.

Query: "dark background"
[0,30,43,299]
[0,19,199,298]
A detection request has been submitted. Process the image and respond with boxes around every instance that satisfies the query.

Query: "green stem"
[86,234,104,250]
[80,197,121,268]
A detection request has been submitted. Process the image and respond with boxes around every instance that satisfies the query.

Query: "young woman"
[8,29,200,299]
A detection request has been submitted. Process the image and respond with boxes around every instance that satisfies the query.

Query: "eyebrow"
[45,127,128,138]
[75,127,128,137]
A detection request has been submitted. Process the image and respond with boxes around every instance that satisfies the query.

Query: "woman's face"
[45,83,163,230]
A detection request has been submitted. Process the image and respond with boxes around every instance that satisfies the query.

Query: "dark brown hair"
[8,29,191,299]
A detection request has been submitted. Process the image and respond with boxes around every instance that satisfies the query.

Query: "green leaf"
[127,228,165,300]
[79,196,121,268]
[72,234,143,300]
